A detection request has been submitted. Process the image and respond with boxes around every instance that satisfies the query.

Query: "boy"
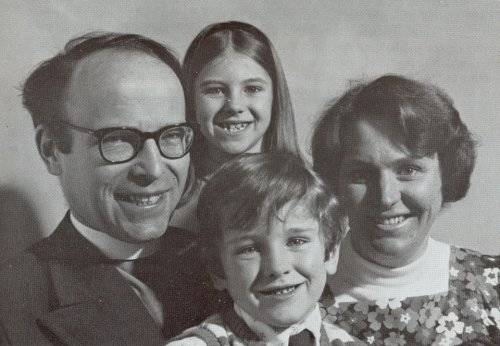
[168,153,363,345]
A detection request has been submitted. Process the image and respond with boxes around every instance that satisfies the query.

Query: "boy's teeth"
[380,216,406,225]
[220,122,249,132]
[263,285,298,296]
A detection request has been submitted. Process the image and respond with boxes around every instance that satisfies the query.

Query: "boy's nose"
[262,246,291,278]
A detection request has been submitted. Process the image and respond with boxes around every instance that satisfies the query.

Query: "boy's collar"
[233,303,322,345]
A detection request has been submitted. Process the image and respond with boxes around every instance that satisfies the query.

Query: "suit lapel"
[30,214,165,345]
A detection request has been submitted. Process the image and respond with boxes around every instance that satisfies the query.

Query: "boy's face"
[214,200,338,329]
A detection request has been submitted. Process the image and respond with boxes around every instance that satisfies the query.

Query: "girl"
[172,21,301,230]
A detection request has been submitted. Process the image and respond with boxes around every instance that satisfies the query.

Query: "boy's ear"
[208,271,227,291]
[35,124,63,176]
[325,245,340,275]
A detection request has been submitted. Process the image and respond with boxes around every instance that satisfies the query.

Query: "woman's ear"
[35,124,62,176]
[208,271,227,291]
[325,245,340,275]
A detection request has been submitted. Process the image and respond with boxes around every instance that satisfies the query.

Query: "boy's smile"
[214,200,337,329]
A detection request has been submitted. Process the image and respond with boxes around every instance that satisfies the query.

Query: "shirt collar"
[70,212,159,260]
[234,303,322,345]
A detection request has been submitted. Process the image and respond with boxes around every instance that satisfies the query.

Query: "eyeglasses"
[56,121,194,163]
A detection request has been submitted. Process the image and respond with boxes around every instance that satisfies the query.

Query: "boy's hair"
[312,74,476,203]
[197,153,341,276]
[183,21,301,174]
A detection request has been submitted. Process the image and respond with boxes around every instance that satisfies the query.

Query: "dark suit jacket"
[0,213,221,345]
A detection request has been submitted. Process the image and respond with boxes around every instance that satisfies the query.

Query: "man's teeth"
[117,194,162,206]
[262,285,298,296]
[379,216,406,225]
[219,122,249,132]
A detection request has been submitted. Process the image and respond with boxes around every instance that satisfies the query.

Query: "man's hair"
[22,31,186,153]
[197,153,341,276]
[183,21,301,174]
[312,74,476,203]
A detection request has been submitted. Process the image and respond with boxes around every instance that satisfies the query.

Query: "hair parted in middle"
[312,74,476,203]
[183,21,301,171]
[197,152,341,276]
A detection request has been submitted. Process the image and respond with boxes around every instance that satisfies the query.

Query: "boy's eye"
[286,237,309,247]
[244,85,264,94]
[346,169,370,184]
[397,165,422,180]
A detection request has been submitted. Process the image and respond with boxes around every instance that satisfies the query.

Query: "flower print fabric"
[320,247,500,345]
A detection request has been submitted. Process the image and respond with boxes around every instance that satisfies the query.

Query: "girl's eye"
[203,86,225,96]
[244,85,264,94]
[287,238,308,247]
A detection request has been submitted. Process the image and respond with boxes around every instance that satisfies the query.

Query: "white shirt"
[167,304,330,346]
[328,235,450,303]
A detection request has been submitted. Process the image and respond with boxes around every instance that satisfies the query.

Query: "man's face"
[52,49,188,243]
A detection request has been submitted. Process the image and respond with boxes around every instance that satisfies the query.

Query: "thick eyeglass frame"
[54,120,194,163]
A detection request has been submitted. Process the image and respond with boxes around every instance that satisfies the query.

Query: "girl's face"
[194,50,273,155]
[337,117,443,268]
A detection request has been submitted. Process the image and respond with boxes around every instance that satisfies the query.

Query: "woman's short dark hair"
[22,31,185,153]
[312,74,476,203]
[197,153,340,276]
[183,21,300,172]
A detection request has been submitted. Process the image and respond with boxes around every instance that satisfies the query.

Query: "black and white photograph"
[0,1,499,345]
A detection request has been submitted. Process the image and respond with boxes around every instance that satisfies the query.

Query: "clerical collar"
[70,212,159,260]
[234,303,322,345]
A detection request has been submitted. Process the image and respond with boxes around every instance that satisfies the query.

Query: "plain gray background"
[1,0,499,259]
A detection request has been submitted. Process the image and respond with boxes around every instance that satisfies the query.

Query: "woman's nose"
[128,139,163,186]
[377,171,401,209]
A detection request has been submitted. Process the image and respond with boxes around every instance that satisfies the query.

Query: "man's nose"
[261,245,291,278]
[377,171,401,209]
[128,139,163,186]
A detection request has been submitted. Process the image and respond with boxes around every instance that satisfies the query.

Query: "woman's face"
[337,117,443,268]
[194,50,273,155]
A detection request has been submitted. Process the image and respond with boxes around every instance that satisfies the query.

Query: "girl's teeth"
[220,122,249,132]
[380,216,406,225]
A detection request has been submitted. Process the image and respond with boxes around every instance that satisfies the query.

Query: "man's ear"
[325,245,340,275]
[35,124,62,176]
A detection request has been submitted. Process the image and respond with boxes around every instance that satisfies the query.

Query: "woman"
[171,21,301,230]
[312,75,499,345]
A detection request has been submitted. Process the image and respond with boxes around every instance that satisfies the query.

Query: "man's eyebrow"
[199,80,224,87]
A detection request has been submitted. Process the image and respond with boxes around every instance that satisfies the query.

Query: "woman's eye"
[236,245,257,256]
[287,238,308,247]
[244,85,264,94]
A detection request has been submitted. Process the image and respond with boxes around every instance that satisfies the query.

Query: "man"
[0,33,218,344]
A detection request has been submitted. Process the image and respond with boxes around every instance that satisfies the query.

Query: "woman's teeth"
[116,194,162,206]
[218,122,250,132]
[379,216,406,225]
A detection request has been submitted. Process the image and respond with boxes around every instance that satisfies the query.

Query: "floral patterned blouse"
[320,247,500,345]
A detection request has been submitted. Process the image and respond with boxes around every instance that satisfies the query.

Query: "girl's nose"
[224,90,244,114]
